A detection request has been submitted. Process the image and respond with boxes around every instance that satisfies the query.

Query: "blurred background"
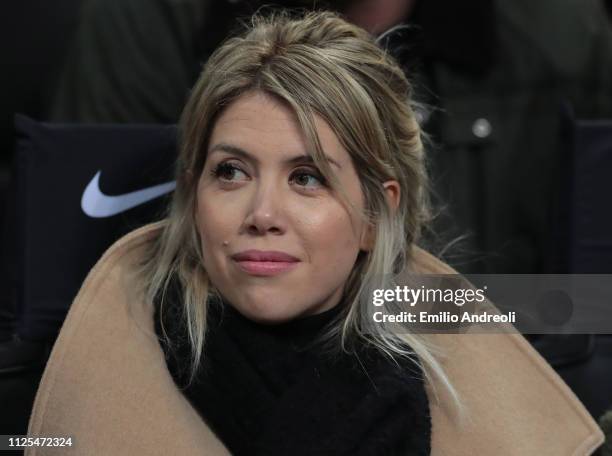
[1,0,612,451]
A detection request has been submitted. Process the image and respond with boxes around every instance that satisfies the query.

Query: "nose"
[242,178,286,236]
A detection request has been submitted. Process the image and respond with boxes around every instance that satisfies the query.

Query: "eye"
[290,168,327,189]
[211,162,249,182]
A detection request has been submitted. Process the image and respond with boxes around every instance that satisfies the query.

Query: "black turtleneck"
[154,291,431,455]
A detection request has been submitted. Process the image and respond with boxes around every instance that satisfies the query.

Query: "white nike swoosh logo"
[81,171,176,218]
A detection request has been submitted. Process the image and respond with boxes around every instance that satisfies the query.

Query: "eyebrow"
[208,143,342,169]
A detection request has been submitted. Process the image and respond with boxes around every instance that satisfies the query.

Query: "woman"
[27,11,602,455]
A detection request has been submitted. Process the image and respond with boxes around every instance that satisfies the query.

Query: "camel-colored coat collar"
[27,223,603,455]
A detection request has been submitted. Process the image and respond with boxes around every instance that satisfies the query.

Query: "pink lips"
[231,250,300,276]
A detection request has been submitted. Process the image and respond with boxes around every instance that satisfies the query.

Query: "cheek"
[195,194,234,252]
[296,203,363,271]
[195,194,239,293]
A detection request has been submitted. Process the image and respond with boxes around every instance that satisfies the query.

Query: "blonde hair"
[143,10,460,411]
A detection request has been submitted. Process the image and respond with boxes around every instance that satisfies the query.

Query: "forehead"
[208,91,350,165]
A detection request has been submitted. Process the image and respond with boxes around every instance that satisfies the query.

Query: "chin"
[233,297,302,324]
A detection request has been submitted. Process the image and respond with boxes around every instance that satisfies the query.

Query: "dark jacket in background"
[410,0,612,273]
[48,0,209,123]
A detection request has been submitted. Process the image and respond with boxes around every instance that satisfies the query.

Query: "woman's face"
[195,91,372,323]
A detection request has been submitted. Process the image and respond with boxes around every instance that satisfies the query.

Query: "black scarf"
[155,288,431,455]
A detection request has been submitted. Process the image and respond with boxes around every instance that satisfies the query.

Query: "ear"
[382,180,401,212]
[359,180,401,251]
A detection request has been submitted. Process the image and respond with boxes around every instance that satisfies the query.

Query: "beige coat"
[26,222,604,455]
